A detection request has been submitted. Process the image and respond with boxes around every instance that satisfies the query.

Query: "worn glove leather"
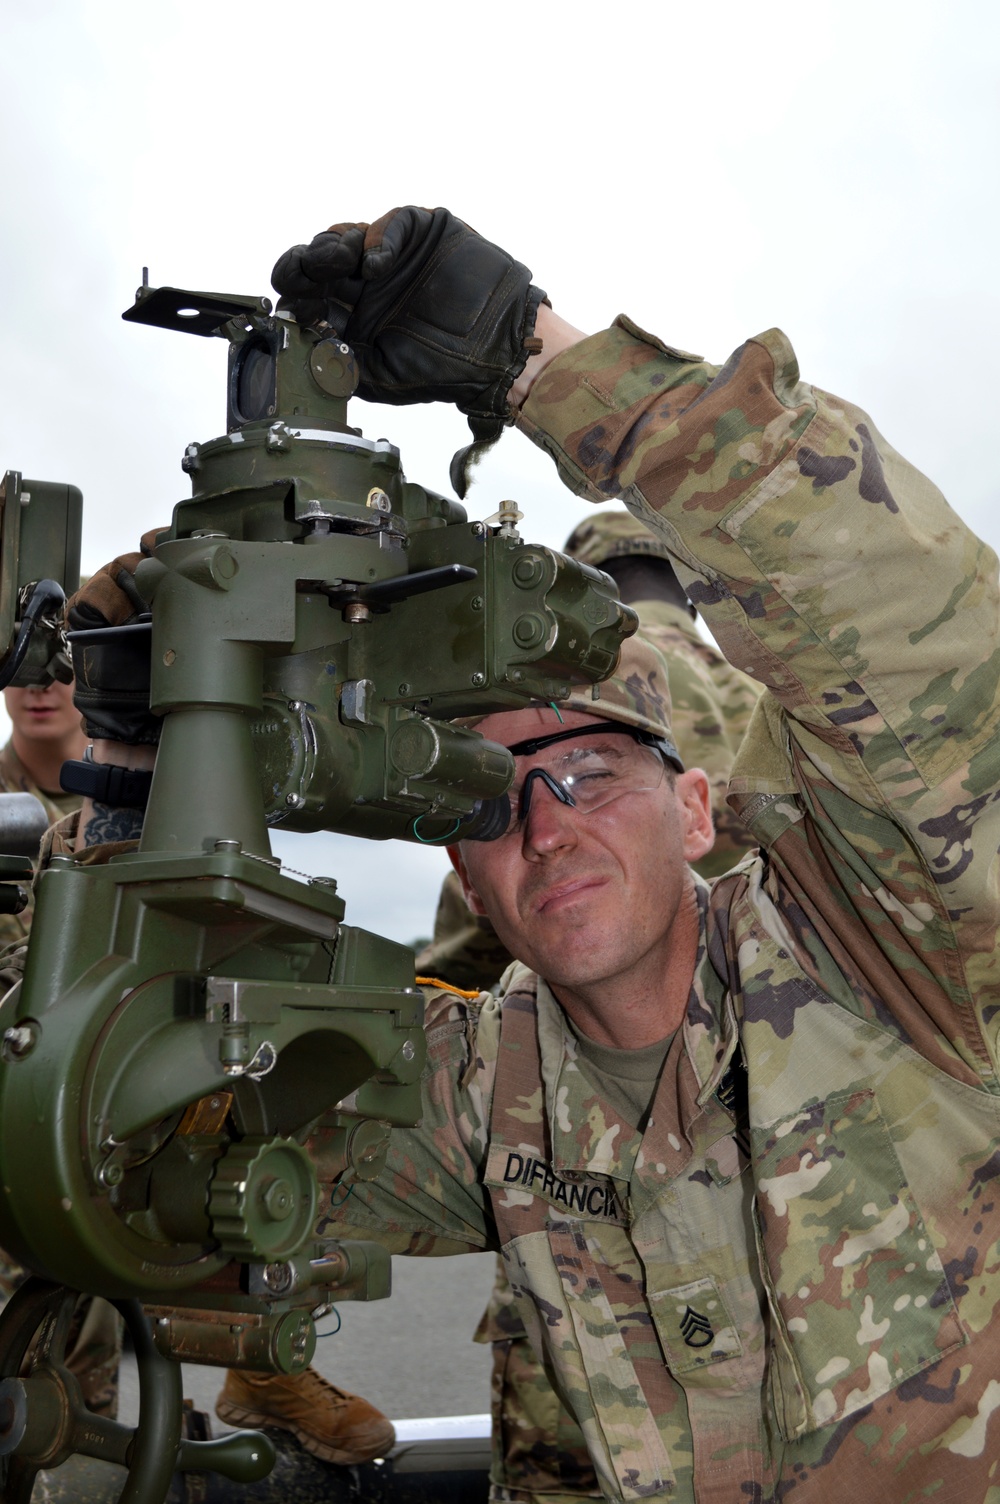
[272,207,548,497]
[66,527,164,744]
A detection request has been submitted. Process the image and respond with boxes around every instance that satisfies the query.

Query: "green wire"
[412,812,463,844]
[549,702,564,723]
[315,1306,343,1339]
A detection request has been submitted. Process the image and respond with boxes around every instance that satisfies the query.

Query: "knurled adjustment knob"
[208,1136,317,1262]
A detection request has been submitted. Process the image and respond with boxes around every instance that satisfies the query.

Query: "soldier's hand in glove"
[271,207,549,496]
[66,527,165,746]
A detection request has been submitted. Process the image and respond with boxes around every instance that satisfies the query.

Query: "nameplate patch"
[485,1146,626,1224]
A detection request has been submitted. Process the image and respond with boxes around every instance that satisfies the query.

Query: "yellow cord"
[415,975,483,1000]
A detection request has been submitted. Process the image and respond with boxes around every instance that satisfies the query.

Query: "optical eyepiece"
[457,795,511,843]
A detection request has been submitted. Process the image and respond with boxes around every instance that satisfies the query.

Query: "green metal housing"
[0,282,636,1478]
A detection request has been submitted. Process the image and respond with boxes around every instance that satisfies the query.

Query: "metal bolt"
[513,553,544,588]
[344,602,373,625]
[366,488,391,514]
[101,1161,124,1188]
[2,1024,36,1060]
[157,1317,170,1328]
[471,596,484,611]
[513,613,545,649]
[263,1262,294,1293]
[263,1179,293,1221]
[470,672,485,687]
[285,793,305,809]
[287,700,303,713]
[301,517,333,542]
[401,1040,416,1062]
[163,649,176,666]
[398,682,411,695]
[214,838,241,853]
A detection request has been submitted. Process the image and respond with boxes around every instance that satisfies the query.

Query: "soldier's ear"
[676,768,714,865]
[447,845,489,916]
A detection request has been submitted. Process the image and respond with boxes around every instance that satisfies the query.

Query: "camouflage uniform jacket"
[324,320,1000,1501]
[0,740,80,949]
[618,598,758,880]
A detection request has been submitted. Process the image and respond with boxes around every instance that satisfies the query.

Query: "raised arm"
[513,311,1000,1081]
[273,209,1000,1078]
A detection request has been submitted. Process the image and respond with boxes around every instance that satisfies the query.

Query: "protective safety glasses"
[501,723,677,839]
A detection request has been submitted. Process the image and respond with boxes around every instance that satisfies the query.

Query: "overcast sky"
[1,0,997,943]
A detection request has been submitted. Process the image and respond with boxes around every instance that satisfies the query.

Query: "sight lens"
[234,340,276,423]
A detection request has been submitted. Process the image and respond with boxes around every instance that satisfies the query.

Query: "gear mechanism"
[209,1137,317,1261]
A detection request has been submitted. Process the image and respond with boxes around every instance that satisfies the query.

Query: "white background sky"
[1,0,998,943]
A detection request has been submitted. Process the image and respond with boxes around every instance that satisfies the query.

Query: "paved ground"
[119,1252,498,1430]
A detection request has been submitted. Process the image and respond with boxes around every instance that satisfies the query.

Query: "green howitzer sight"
[0,281,636,1501]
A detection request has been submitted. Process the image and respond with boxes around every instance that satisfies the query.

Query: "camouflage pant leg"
[64,1296,124,1419]
[0,1252,123,1420]
[488,1334,601,1504]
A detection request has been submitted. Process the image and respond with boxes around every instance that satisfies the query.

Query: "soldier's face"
[451,707,713,995]
[3,680,81,745]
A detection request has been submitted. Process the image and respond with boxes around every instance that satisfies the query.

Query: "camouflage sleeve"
[641,614,759,878]
[315,990,499,1255]
[0,912,28,953]
[518,318,1000,1078]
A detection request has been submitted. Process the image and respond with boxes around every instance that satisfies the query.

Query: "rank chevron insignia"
[679,1306,715,1348]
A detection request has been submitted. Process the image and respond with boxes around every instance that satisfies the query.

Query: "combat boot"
[215,1366,395,1464]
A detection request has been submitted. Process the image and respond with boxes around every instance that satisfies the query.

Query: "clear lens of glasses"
[507,734,667,835]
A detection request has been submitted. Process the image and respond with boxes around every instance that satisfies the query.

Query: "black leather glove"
[65,529,164,745]
[272,207,548,497]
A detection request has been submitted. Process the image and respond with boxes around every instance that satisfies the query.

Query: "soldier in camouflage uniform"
[418,512,760,1500]
[275,207,1000,1501]
[0,682,122,1415]
[0,678,85,951]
